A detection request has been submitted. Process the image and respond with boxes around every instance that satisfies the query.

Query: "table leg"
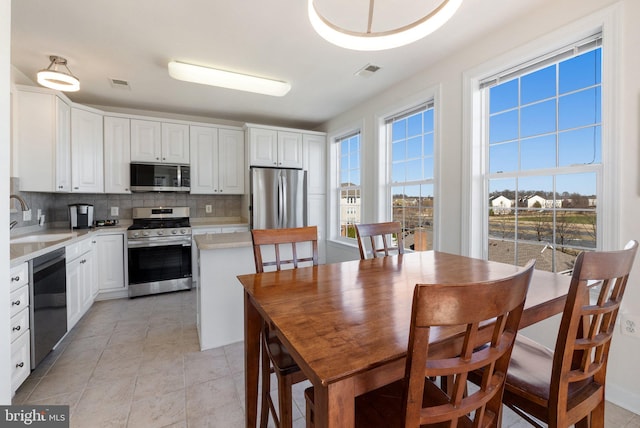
[313,379,355,428]
[244,292,261,428]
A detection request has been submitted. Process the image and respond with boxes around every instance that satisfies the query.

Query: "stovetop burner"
[127,206,192,240]
[128,218,191,231]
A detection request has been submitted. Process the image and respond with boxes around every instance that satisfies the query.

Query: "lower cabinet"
[66,238,95,330]
[191,225,249,288]
[96,233,127,299]
[9,262,30,394]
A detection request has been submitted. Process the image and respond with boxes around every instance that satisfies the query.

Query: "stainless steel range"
[127,207,192,298]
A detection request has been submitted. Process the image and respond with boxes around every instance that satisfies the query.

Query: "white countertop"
[195,231,253,250]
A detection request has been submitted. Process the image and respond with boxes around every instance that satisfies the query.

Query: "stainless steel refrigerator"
[250,167,307,229]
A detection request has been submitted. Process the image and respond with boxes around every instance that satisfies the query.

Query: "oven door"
[127,238,192,296]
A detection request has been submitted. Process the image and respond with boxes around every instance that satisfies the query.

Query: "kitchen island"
[194,231,255,350]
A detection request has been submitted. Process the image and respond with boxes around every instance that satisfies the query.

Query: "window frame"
[462,5,621,258]
[376,86,441,250]
[329,120,365,245]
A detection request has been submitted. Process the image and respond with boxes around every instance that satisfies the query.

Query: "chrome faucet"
[10,194,29,211]
[10,220,18,229]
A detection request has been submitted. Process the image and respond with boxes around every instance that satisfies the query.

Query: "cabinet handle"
[92,241,96,244]
[74,187,79,190]
[156,157,160,160]
[13,325,21,332]
[162,157,166,160]
[11,276,20,282]
[16,362,24,368]
[58,185,63,189]
[11,300,20,306]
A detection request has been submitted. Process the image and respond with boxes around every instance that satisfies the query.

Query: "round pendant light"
[37,55,80,92]
[308,0,463,51]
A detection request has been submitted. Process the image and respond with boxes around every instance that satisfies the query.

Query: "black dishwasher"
[30,248,67,368]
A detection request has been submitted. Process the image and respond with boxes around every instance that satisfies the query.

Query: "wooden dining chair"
[305,260,536,428]
[251,226,319,428]
[355,221,405,259]
[496,240,638,428]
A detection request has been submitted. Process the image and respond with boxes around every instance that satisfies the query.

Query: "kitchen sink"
[10,233,75,244]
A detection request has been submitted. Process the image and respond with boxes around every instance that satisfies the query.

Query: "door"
[251,168,280,229]
[104,116,131,193]
[71,108,104,193]
[131,119,162,162]
[218,128,245,194]
[281,169,306,228]
[161,122,190,164]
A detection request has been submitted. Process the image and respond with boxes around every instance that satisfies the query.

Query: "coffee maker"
[69,204,94,229]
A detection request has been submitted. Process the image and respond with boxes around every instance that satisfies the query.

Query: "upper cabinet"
[14,87,71,192]
[130,119,189,164]
[71,107,104,193]
[190,125,245,194]
[303,133,327,195]
[14,87,104,194]
[103,116,131,194]
[247,126,303,168]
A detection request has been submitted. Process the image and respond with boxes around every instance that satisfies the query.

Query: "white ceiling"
[11,0,551,129]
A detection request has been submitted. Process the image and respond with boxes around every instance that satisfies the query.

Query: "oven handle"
[127,238,192,248]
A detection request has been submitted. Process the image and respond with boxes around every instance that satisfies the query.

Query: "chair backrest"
[251,226,319,273]
[355,221,405,259]
[403,260,536,427]
[549,240,638,424]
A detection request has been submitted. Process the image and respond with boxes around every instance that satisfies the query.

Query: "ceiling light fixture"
[168,61,291,97]
[37,55,80,92]
[308,0,463,51]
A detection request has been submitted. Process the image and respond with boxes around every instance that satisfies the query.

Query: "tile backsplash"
[9,177,242,230]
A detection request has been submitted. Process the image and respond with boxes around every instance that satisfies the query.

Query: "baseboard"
[607,383,640,415]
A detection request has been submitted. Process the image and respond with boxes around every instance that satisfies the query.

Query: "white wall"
[1,0,12,404]
[320,0,640,413]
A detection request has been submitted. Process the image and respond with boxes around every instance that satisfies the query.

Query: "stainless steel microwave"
[130,163,190,192]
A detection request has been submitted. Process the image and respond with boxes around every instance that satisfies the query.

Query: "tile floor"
[12,289,640,428]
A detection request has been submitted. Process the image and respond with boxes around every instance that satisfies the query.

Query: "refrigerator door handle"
[278,173,284,228]
[281,174,288,227]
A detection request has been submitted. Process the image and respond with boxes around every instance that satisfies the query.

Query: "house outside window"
[338,132,361,239]
[482,35,602,273]
[386,102,435,251]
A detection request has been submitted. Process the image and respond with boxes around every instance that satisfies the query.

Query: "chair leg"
[260,340,272,428]
[591,400,605,428]
[277,373,294,428]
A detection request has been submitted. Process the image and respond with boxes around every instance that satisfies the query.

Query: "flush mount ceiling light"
[308,0,463,51]
[168,61,291,97]
[37,55,80,92]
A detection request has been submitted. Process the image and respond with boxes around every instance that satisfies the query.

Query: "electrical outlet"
[111,206,119,216]
[22,209,32,222]
[205,204,212,214]
[621,313,640,338]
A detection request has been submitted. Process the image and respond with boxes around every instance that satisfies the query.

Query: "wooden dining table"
[237,251,572,428]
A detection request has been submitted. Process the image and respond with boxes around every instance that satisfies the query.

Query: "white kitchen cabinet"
[303,133,327,195]
[66,238,95,330]
[247,126,303,168]
[14,87,71,192]
[131,119,190,164]
[9,262,30,394]
[191,225,249,288]
[96,233,126,299]
[190,126,245,194]
[104,116,131,193]
[71,107,104,193]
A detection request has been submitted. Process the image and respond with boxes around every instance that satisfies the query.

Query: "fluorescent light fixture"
[37,55,80,92]
[308,0,463,51]
[168,61,291,97]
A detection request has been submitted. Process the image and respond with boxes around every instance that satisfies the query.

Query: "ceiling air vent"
[109,78,131,90]
[354,64,381,78]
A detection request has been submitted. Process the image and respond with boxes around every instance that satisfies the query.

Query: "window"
[482,35,602,273]
[338,132,361,239]
[386,102,435,251]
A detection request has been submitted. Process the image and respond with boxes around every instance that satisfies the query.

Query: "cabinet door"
[189,125,219,194]
[15,90,59,192]
[218,128,245,194]
[308,194,327,264]
[303,133,327,195]
[71,108,104,193]
[248,128,278,167]
[104,116,131,193]
[66,257,82,330]
[131,119,162,162]
[11,330,30,393]
[277,131,303,168]
[97,234,125,292]
[55,97,72,192]
[162,122,190,164]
